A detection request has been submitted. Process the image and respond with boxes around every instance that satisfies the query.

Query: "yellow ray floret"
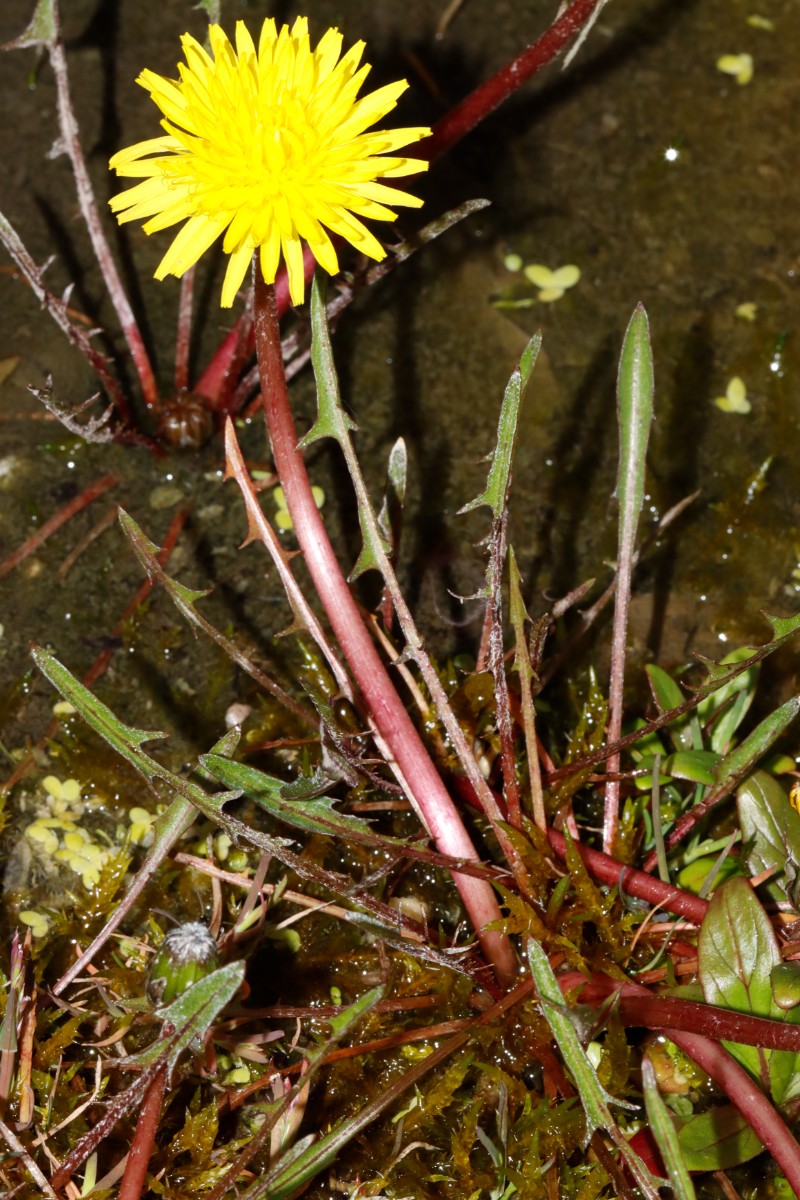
[109,17,431,307]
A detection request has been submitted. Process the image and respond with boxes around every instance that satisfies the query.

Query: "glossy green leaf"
[771,963,800,1012]
[697,647,758,754]
[738,770,800,904]
[33,645,167,757]
[712,695,800,800]
[301,273,359,448]
[641,1057,693,1197]
[376,437,407,547]
[646,664,692,750]
[303,274,390,581]
[202,753,413,850]
[615,303,654,566]
[665,749,718,785]
[698,876,799,1098]
[677,1104,763,1172]
[677,854,741,895]
[765,612,800,641]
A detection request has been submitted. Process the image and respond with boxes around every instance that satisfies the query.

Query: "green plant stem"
[253,272,515,987]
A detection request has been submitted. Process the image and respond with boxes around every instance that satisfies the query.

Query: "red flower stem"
[48,11,159,410]
[174,266,195,396]
[194,0,605,404]
[117,1065,167,1200]
[253,272,515,986]
[546,828,708,925]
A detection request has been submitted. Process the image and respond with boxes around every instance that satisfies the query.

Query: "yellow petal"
[109,17,432,307]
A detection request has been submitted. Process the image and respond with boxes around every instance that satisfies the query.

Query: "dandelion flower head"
[109,17,431,307]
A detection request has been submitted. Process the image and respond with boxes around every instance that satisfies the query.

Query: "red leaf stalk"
[253,271,515,987]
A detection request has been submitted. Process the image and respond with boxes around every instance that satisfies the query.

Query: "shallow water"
[0,0,798,767]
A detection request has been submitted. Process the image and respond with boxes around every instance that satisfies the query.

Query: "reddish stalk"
[452,776,708,924]
[253,271,515,987]
[117,1066,167,1200]
[562,972,800,1052]
[625,982,800,1194]
[556,968,800,1191]
[546,828,708,925]
[422,0,606,162]
[174,267,195,396]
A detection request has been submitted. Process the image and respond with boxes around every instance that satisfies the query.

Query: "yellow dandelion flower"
[109,17,431,308]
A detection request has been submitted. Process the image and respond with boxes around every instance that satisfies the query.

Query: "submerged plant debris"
[2,2,800,1200]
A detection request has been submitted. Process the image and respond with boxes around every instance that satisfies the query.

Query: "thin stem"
[117,1066,167,1200]
[174,266,195,396]
[422,0,606,162]
[253,271,515,987]
[546,827,708,925]
[0,210,132,426]
[49,4,159,409]
[604,306,654,853]
[306,279,527,879]
[486,513,522,829]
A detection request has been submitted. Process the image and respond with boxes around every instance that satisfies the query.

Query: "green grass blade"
[527,940,661,1198]
[605,304,655,851]
[641,1056,695,1198]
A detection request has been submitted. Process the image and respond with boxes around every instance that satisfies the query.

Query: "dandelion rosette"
[109,17,431,307]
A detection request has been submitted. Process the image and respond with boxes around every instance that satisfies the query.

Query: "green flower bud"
[147,922,220,1007]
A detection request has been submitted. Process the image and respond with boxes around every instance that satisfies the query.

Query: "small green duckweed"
[714,375,751,414]
[735,301,758,321]
[273,484,325,531]
[716,52,754,85]
[523,263,581,302]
